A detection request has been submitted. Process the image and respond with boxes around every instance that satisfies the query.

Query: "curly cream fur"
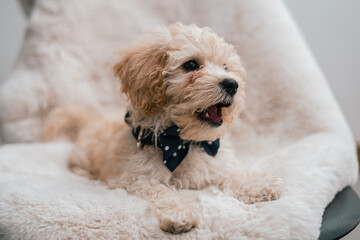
[43,23,282,234]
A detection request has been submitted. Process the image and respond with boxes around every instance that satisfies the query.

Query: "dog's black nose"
[220,78,238,96]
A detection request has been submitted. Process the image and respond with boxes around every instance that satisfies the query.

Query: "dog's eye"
[183,60,199,72]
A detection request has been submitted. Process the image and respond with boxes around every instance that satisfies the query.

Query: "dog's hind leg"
[218,171,283,204]
[68,147,95,179]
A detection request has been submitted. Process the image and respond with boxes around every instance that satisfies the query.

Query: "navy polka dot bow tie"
[125,112,220,172]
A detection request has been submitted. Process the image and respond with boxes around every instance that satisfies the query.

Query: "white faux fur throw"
[0,0,358,239]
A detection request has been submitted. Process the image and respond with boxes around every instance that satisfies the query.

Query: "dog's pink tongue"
[206,105,222,122]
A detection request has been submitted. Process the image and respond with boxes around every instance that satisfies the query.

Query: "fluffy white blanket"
[0,0,358,239]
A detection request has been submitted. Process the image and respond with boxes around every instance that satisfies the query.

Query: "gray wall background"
[0,1,26,82]
[286,0,360,141]
[0,1,359,238]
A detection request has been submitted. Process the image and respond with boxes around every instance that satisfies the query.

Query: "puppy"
[43,22,282,234]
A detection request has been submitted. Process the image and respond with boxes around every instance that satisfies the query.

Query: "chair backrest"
[0,0,352,153]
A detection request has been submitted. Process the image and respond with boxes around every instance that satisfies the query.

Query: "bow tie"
[125,112,220,172]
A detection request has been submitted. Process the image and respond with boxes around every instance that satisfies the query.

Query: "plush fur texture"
[0,0,358,239]
[42,23,281,234]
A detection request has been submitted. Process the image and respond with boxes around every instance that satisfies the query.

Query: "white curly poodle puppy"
[43,22,282,234]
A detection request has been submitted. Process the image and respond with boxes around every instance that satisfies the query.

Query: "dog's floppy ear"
[114,40,168,116]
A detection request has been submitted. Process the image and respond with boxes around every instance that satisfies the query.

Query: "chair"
[0,0,359,239]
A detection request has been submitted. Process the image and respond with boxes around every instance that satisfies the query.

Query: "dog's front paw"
[156,202,200,234]
[221,174,283,204]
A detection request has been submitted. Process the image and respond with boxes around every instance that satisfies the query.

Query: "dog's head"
[114,22,245,141]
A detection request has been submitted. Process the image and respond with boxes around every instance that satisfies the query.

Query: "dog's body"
[43,23,282,234]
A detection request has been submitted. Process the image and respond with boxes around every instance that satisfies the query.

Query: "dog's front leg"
[218,171,282,204]
[130,183,201,234]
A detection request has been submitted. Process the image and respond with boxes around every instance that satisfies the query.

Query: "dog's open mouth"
[198,102,231,127]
